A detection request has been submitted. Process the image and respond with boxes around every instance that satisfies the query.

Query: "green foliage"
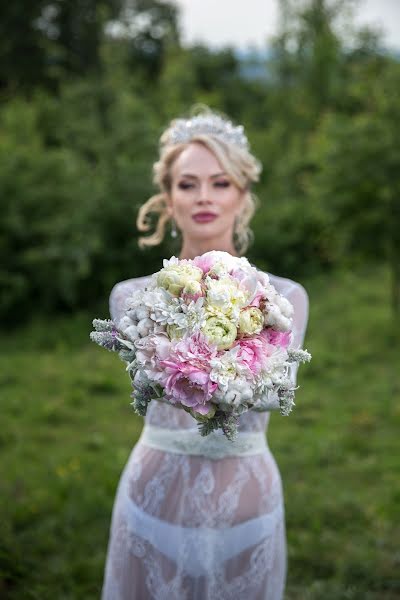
[0,79,165,324]
[304,58,400,311]
[2,0,400,322]
[0,97,101,318]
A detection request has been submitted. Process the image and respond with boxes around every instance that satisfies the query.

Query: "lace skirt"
[101,425,287,600]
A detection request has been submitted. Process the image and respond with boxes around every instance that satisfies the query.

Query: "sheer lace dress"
[101,269,309,600]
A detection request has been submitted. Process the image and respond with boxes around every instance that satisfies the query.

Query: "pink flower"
[192,254,215,274]
[230,267,258,299]
[181,291,204,303]
[260,328,291,348]
[249,290,265,308]
[233,335,273,376]
[158,333,218,410]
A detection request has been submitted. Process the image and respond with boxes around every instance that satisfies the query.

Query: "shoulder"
[110,274,152,299]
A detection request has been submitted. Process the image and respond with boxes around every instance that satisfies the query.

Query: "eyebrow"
[179,172,227,179]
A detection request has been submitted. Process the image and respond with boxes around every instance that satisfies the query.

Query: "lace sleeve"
[285,281,309,387]
[109,276,152,325]
[252,274,310,412]
[109,280,134,325]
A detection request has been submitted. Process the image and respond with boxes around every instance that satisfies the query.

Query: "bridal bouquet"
[90,251,311,440]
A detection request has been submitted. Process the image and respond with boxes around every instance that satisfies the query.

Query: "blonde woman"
[102,109,309,599]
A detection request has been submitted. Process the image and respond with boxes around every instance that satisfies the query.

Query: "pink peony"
[230,267,259,300]
[192,254,215,274]
[260,328,291,348]
[233,335,274,376]
[158,332,218,410]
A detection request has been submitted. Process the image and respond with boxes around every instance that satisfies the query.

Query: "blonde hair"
[137,110,262,255]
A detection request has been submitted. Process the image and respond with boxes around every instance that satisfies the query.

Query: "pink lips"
[192,212,218,223]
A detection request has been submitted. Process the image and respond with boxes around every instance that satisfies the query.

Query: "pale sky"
[174,0,400,51]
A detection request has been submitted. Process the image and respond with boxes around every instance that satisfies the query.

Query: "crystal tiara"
[164,113,250,151]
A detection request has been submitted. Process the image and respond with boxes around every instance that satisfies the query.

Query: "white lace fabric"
[101,269,309,599]
[139,423,268,459]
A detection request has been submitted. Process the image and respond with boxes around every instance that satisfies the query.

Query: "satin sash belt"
[139,424,267,459]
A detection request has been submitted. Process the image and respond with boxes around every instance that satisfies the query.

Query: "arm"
[252,278,310,411]
[287,281,310,387]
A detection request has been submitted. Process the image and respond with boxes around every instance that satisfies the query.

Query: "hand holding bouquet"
[90,251,311,440]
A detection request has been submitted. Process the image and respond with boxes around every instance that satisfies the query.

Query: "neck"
[178,235,239,260]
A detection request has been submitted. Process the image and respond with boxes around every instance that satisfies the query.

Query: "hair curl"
[137,109,262,255]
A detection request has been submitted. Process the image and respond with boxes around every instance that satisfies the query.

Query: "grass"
[0,265,399,599]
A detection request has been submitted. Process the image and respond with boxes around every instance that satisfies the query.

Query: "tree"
[306,58,400,315]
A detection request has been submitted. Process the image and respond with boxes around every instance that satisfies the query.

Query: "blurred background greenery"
[1,0,399,598]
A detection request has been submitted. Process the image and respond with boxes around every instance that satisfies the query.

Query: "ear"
[236,188,247,217]
[165,194,173,217]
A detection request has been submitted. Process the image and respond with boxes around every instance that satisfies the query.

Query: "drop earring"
[170,219,178,238]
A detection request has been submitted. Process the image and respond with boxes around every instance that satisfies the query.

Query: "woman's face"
[167,142,245,248]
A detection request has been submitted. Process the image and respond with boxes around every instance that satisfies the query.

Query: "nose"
[197,182,212,204]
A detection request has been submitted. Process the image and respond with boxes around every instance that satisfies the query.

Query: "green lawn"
[1,266,399,599]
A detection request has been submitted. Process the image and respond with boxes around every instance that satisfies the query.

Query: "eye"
[214,180,230,188]
[178,181,194,190]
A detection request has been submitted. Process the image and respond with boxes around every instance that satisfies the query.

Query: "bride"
[101,109,309,599]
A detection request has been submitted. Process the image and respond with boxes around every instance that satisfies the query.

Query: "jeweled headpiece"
[163,113,250,151]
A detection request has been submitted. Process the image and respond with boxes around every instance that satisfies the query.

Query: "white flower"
[136,306,150,321]
[202,314,237,350]
[214,377,253,407]
[183,280,202,295]
[123,324,140,341]
[206,275,249,319]
[263,302,292,332]
[274,294,294,318]
[208,260,229,278]
[256,347,289,393]
[209,347,250,388]
[148,293,181,325]
[157,262,203,296]
[136,317,154,337]
[238,307,264,335]
[180,297,207,332]
[201,251,252,272]
[119,315,134,332]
